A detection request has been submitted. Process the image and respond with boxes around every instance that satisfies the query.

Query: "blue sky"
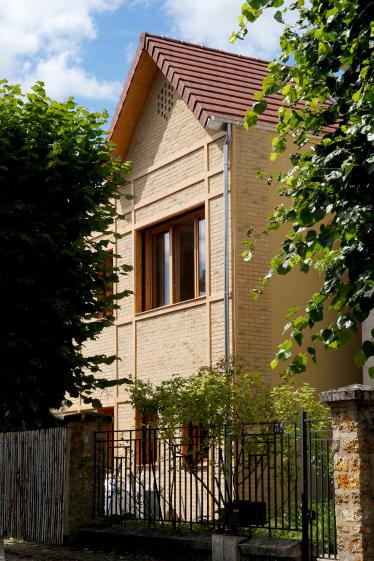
[0,0,284,123]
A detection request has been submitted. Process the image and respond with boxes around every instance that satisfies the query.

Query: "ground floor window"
[182,423,209,468]
[135,410,158,465]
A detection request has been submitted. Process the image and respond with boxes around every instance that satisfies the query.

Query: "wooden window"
[139,208,206,312]
[135,410,158,465]
[97,250,113,318]
[182,423,209,468]
[96,407,114,472]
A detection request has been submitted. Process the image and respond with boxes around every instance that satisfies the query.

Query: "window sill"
[135,296,206,321]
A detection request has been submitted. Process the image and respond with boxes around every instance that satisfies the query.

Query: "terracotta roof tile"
[110,33,282,154]
[140,33,280,128]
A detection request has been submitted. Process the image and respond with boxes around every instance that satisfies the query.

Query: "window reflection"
[153,230,170,307]
[142,208,206,311]
[175,218,195,303]
[198,217,206,296]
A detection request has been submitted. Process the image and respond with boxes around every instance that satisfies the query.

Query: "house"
[67,33,362,431]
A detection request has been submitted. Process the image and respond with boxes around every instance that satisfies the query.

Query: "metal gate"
[93,413,336,560]
[0,428,67,544]
[302,413,337,560]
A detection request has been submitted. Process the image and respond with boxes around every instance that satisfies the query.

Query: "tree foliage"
[231,0,374,377]
[0,81,132,430]
[128,360,329,440]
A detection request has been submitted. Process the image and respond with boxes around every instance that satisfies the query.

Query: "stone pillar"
[320,384,374,561]
[64,414,111,537]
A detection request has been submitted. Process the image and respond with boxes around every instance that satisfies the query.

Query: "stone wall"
[64,416,110,536]
[321,384,374,561]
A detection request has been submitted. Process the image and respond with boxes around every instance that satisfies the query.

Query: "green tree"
[128,361,328,440]
[231,0,374,377]
[0,81,132,430]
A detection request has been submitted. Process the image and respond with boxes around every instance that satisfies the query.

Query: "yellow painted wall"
[232,125,362,392]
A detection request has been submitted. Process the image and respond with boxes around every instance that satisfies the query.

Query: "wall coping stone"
[239,537,301,558]
[320,384,374,404]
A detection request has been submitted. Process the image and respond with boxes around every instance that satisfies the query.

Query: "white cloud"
[163,0,285,60]
[23,53,122,101]
[0,0,124,102]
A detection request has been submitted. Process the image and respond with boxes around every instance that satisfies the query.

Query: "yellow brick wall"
[62,68,362,429]
[117,323,134,398]
[208,172,224,195]
[82,324,117,405]
[134,180,205,225]
[136,305,208,381]
[231,125,272,376]
[116,401,134,431]
[116,232,134,324]
[210,300,233,365]
[63,70,232,428]
[126,72,212,176]
[133,148,204,205]
[232,125,362,391]
[208,137,225,171]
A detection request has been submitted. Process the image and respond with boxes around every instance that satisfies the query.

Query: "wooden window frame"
[135,410,158,465]
[137,207,205,312]
[182,423,209,468]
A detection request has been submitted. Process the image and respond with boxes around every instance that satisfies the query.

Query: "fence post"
[224,424,232,504]
[320,384,374,561]
[64,414,112,537]
[300,410,309,561]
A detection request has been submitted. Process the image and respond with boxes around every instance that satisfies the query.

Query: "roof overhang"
[109,34,158,159]
[109,33,281,159]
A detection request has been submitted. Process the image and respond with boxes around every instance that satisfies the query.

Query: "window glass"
[153,230,170,308]
[182,424,209,468]
[175,217,195,303]
[141,208,205,312]
[198,217,206,296]
[135,410,158,465]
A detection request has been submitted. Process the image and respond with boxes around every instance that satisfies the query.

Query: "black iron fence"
[302,414,337,560]
[93,413,336,560]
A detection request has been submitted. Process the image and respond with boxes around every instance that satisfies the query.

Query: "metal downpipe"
[223,122,232,504]
[223,123,232,363]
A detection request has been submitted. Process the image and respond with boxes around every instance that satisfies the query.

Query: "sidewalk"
[4,540,166,561]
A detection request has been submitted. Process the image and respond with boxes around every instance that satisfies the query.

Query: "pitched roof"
[110,33,281,157]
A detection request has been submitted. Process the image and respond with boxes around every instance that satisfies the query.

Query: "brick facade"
[73,70,234,429]
[64,61,361,429]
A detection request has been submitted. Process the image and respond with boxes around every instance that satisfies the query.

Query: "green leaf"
[271,358,279,370]
[242,4,260,22]
[274,10,283,23]
[352,89,361,102]
[262,75,280,95]
[245,110,258,127]
[289,353,308,374]
[363,340,374,358]
[354,350,366,368]
[253,99,267,114]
